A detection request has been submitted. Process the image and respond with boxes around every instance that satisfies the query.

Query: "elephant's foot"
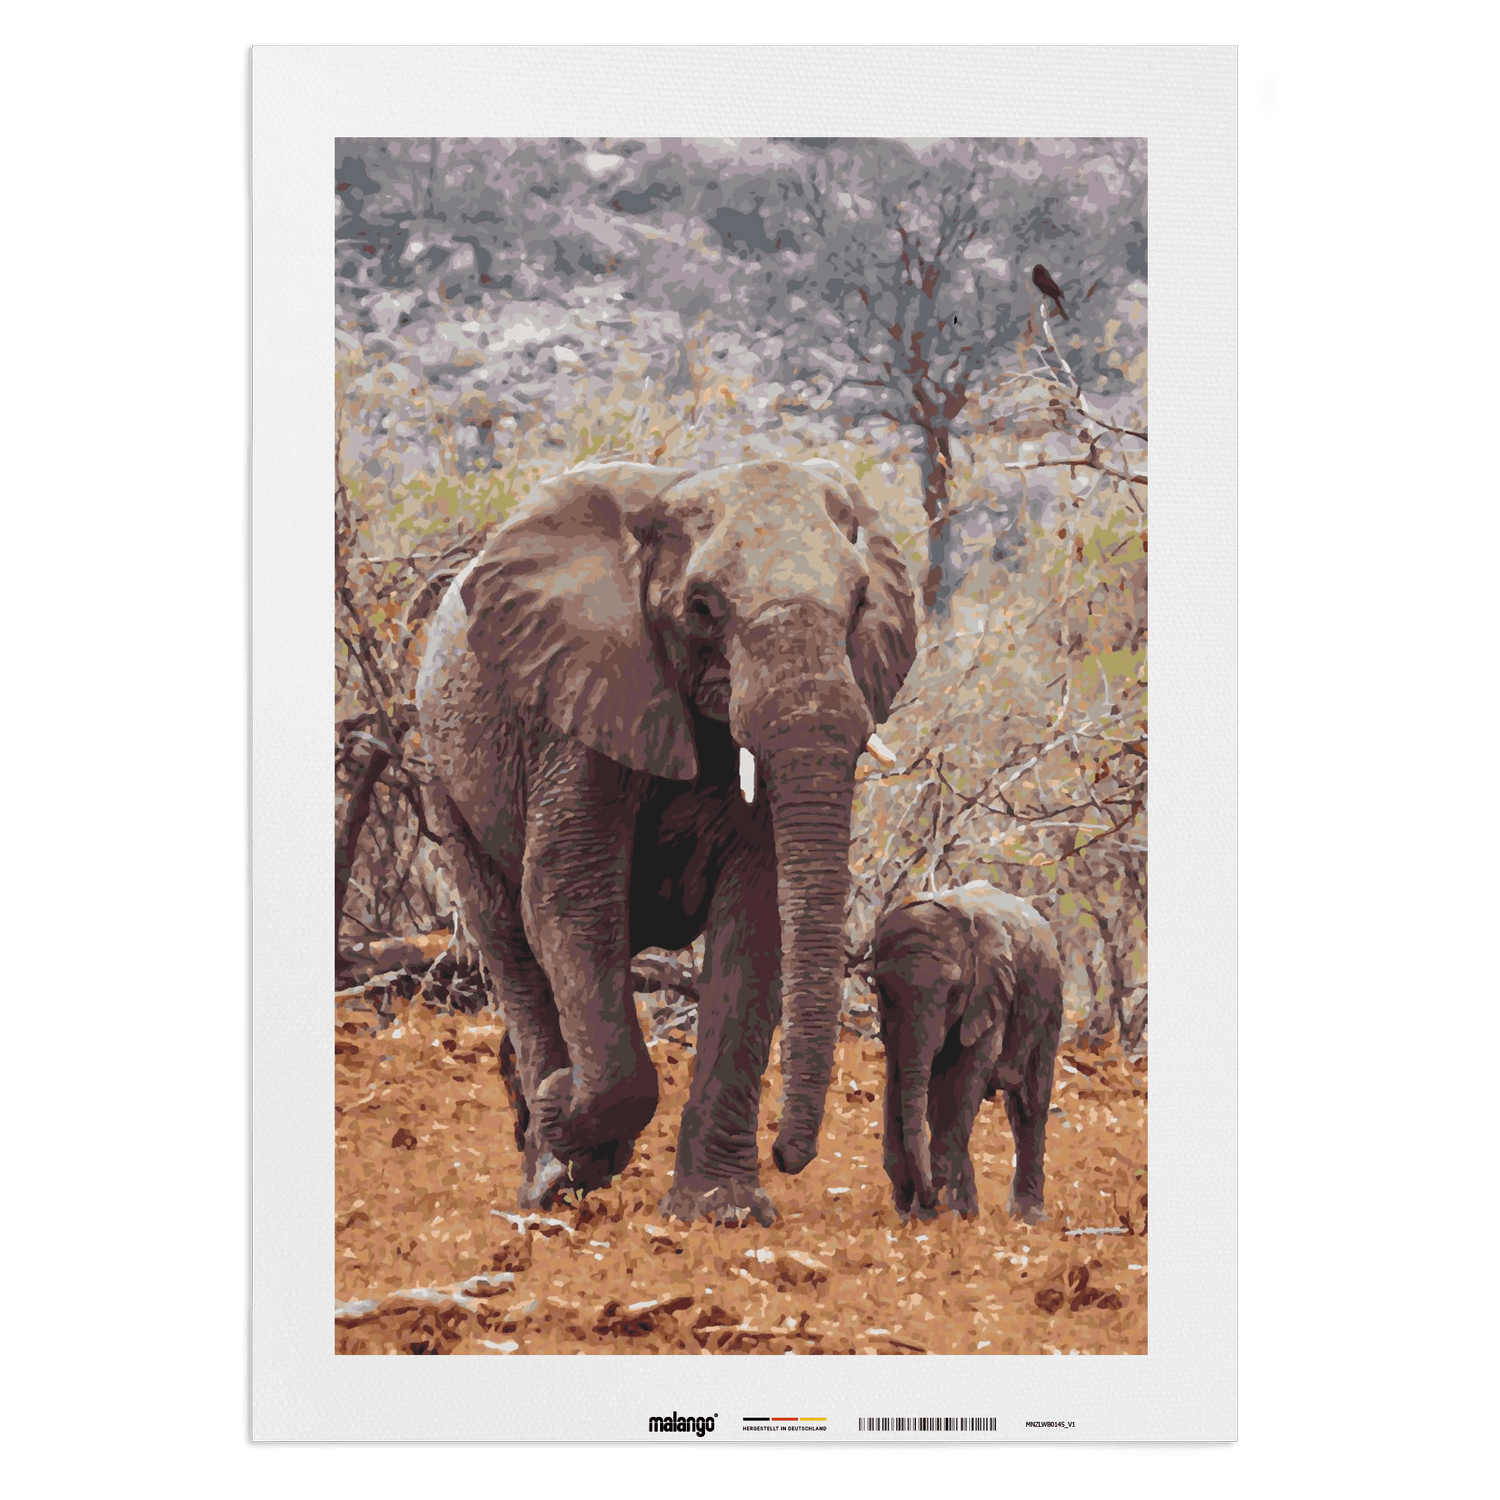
[660,1177,778,1228]
[567,1137,636,1194]
[1006,1193,1049,1226]
[939,1183,980,1219]
[931,1157,979,1218]
[532,1065,659,1161]
[519,1136,635,1209]
[887,1175,915,1221]
[518,1147,570,1210]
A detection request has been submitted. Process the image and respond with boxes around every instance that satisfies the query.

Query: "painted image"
[334,138,1147,1357]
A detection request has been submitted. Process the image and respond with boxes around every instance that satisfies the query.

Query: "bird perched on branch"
[1031,263,1070,321]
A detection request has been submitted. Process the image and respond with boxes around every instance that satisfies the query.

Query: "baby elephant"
[873,882,1064,1224]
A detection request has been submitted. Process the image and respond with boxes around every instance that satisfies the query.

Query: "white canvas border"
[252,44,1235,1441]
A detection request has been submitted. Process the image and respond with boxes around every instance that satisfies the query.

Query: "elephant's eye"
[686,584,725,629]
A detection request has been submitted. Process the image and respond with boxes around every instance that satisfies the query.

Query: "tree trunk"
[916,419,962,617]
[1101,907,1132,1035]
[335,743,392,941]
[1074,991,1115,1052]
[1075,904,1137,1053]
[1074,941,1112,1051]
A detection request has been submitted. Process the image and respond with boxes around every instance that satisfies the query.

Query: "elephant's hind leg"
[495,1028,527,1153]
[1003,976,1063,1223]
[1000,1084,1046,1224]
[1001,1042,1057,1224]
[927,1031,994,1218]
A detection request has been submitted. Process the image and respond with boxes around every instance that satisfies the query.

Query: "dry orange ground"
[335,995,1147,1355]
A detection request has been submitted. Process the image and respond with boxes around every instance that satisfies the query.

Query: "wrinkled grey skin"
[873,883,1064,1224]
[416,459,917,1226]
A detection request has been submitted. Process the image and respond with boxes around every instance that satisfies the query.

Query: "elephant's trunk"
[726,601,873,1176]
[761,745,859,1175]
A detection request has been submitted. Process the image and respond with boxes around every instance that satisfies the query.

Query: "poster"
[253,45,1234,1441]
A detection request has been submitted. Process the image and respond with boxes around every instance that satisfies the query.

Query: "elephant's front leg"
[660,832,780,1227]
[520,738,658,1169]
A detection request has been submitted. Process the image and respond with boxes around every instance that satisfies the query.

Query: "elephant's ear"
[459,462,698,781]
[802,460,919,725]
[851,522,919,724]
[958,904,1019,1048]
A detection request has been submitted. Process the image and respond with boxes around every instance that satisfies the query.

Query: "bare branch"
[1002,454,1149,487]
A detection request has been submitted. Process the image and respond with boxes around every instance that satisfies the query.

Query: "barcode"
[858,1417,998,1432]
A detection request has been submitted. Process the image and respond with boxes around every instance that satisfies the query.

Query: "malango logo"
[648,1411,717,1437]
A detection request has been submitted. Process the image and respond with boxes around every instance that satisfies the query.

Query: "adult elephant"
[416,458,917,1225]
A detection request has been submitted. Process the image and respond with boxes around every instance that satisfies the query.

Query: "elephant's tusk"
[865,732,897,768]
[739,747,756,803]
